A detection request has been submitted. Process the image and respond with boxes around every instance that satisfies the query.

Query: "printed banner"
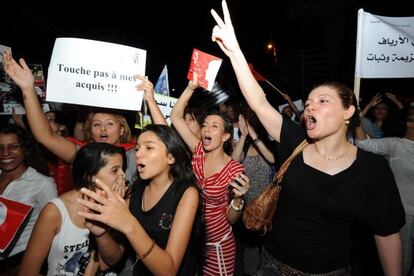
[135,94,177,129]
[355,9,414,78]
[47,38,147,111]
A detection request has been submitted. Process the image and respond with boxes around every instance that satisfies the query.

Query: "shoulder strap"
[275,139,309,184]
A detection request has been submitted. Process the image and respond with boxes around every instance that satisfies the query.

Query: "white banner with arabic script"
[355,9,414,78]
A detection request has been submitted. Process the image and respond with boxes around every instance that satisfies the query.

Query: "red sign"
[187,48,222,91]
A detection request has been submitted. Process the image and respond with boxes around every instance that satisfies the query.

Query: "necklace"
[314,143,349,161]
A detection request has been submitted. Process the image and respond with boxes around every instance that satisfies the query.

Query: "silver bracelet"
[230,198,245,211]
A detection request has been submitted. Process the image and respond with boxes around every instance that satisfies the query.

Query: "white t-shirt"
[0,167,58,258]
[356,137,414,215]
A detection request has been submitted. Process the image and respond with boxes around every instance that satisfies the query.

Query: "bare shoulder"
[179,186,199,206]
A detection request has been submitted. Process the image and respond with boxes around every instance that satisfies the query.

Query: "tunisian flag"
[248,63,266,81]
[0,196,33,253]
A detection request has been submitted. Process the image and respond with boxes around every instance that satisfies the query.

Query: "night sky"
[3,0,414,106]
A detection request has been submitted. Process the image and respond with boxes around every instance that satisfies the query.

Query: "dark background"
[2,0,414,108]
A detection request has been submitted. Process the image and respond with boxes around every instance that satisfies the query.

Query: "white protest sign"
[154,94,177,125]
[47,38,146,110]
[355,9,414,78]
[135,94,177,129]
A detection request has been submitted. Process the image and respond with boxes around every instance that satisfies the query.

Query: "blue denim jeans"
[257,249,351,276]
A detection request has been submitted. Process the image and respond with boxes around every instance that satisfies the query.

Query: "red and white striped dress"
[192,142,244,276]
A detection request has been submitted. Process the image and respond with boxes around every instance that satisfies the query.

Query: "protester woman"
[17,142,126,276]
[77,124,202,275]
[170,75,249,275]
[210,1,405,275]
[2,50,166,185]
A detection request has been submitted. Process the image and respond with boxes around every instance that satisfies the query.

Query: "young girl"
[2,50,166,185]
[77,124,201,275]
[170,75,250,275]
[17,143,127,276]
[211,2,404,274]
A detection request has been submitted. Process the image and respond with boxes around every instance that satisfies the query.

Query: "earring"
[345,119,350,125]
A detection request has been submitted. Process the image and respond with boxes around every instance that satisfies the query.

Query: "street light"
[267,42,277,64]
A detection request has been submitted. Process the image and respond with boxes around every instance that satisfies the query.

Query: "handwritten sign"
[47,38,147,111]
[355,9,414,78]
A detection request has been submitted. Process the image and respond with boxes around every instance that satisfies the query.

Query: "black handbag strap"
[274,139,309,184]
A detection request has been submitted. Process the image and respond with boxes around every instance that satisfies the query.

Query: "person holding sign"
[0,124,57,275]
[2,50,166,186]
[18,142,127,276]
[210,1,405,275]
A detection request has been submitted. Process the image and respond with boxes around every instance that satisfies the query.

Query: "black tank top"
[129,181,197,276]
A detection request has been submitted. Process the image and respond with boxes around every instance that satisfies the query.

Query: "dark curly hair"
[0,124,50,176]
[312,82,360,136]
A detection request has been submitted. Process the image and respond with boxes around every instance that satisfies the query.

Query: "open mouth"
[306,115,317,130]
[202,136,212,146]
[99,134,109,141]
[137,163,145,173]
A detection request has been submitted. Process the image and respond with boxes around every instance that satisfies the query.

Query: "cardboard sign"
[187,48,222,91]
[47,38,147,111]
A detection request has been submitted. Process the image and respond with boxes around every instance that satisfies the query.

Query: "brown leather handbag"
[242,140,308,235]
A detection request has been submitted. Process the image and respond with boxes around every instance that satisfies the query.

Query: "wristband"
[230,198,245,211]
[136,239,155,261]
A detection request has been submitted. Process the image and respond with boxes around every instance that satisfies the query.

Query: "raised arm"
[246,120,275,164]
[231,114,248,162]
[170,75,201,152]
[2,50,78,162]
[281,92,301,120]
[384,92,404,110]
[210,1,283,142]
[361,93,382,117]
[135,74,167,125]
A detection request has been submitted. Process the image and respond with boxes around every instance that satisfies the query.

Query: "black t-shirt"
[265,118,405,273]
[129,181,197,276]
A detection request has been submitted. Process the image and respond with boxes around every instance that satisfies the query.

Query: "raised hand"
[78,179,135,234]
[210,0,241,56]
[84,189,108,237]
[229,173,250,198]
[135,74,155,103]
[187,71,200,91]
[384,92,404,109]
[2,50,34,91]
[237,114,248,137]
[368,93,383,108]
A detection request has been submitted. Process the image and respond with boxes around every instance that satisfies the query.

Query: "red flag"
[248,63,266,81]
[0,196,33,253]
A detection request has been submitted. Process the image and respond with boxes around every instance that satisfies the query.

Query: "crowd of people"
[1,1,413,275]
